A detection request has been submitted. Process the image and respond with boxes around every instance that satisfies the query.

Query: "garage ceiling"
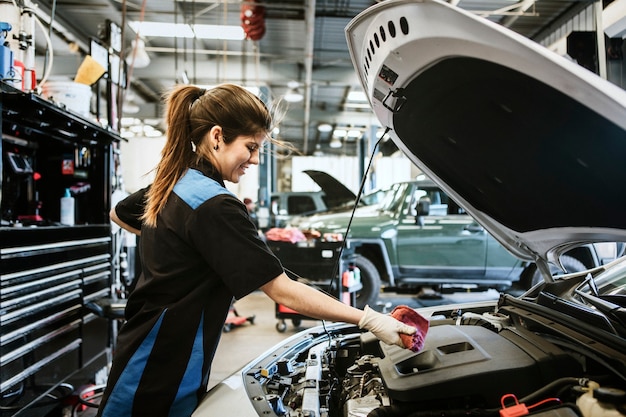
[18,0,599,155]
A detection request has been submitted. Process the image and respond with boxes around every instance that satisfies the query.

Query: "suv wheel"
[524,255,587,289]
[353,255,381,309]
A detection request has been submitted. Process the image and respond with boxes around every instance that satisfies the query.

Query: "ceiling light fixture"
[317,123,333,133]
[347,129,362,139]
[123,100,140,114]
[195,84,260,97]
[126,39,151,69]
[283,80,303,103]
[333,129,347,137]
[313,144,324,156]
[347,90,367,102]
[129,21,245,40]
[329,136,343,148]
[344,89,370,110]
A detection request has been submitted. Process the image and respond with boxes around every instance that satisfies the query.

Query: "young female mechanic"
[98,83,416,417]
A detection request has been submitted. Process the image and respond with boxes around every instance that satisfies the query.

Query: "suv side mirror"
[415,197,431,226]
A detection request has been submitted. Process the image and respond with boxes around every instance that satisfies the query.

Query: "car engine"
[243,304,626,417]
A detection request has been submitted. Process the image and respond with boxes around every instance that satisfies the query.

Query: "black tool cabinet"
[1,82,119,416]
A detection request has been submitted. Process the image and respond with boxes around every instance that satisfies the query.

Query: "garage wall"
[119,136,415,201]
[289,154,413,194]
[542,0,626,89]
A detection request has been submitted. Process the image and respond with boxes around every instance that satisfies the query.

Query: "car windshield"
[565,258,626,337]
[586,258,626,296]
[361,188,388,206]
[379,183,409,212]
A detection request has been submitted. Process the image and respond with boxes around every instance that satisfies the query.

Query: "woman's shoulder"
[174,170,236,210]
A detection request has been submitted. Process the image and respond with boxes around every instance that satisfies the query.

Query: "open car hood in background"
[303,169,357,208]
[345,0,626,264]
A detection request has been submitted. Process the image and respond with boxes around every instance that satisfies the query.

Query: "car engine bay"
[242,295,626,417]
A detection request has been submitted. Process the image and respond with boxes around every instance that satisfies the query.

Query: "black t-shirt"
[97,163,284,417]
[114,185,149,231]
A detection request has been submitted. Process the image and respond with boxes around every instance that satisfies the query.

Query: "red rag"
[390,305,429,352]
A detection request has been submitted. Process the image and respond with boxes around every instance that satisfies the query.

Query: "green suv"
[276,178,619,309]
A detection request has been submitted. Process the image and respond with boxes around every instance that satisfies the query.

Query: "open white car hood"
[345,0,626,265]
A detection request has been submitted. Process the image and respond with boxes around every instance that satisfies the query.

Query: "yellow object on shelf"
[74,55,106,86]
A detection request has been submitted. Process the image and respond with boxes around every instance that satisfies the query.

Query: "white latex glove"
[358,305,416,348]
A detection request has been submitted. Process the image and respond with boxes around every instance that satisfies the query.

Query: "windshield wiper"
[575,274,626,334]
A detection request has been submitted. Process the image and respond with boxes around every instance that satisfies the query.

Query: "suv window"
[380,183,409,213]
[408,188,448,216]
[406,186,466,216]
[286,195,318,215]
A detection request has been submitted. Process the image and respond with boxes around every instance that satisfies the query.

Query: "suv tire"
[354,255,381,309]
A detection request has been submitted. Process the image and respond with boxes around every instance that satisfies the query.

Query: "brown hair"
[142,83,276,227]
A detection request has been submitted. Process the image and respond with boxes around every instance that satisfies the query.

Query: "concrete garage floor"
[207,286,506,390]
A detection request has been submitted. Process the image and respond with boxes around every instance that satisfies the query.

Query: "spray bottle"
[60,188,75,225]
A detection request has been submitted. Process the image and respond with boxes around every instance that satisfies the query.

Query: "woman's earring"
[191,141,197,153]
[214,144,219,151]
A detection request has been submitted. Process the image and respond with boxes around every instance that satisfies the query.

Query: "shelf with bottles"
[1,81,120,228]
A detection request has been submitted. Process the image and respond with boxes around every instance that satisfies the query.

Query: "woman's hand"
[358,305,416,348]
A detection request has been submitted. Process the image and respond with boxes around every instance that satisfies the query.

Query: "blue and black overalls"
[97,161,284,417]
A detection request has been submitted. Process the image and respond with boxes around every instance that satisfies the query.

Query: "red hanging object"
[241,0,266,41]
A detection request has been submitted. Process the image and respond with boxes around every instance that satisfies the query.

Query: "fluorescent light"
[195,85,261,97]
[284,91,303,102]
[347,90,367,102]
[283,80,303,103]
[317,123,333,133]
[123,101,140,114]
[329,136,342,148]
[129,21,245,40]
[194,24,244,40]
[121,117,140,126]
[129,22,194,37]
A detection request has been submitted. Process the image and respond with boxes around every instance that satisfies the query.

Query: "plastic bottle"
[60,188,75,225]
[577,381,626,417]
[342,268,352,287]
[352,264,361,285]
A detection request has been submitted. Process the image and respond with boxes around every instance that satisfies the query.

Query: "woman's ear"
[209,125,222,148]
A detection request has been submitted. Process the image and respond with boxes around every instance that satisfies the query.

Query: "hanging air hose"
[240,0,265,41]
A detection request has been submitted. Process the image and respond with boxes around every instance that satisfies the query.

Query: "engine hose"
[483,377,585,413]
[367,405,496,417]
[458,313,508,332]
[517,377,585,404]
[407,409,497,417]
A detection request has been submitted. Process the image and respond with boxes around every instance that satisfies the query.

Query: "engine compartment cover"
[376,325,577,404]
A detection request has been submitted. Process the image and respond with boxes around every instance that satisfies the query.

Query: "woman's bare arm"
[261,273,363,324]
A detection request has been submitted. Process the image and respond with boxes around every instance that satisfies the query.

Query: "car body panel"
[267,170,359,228]
[292,179,525,289]
[302,170,357,208]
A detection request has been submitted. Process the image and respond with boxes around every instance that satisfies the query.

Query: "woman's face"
[216,133,265,183]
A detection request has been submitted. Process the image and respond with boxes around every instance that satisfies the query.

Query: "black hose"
[367,378,587,417]
[367,405,496,417]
